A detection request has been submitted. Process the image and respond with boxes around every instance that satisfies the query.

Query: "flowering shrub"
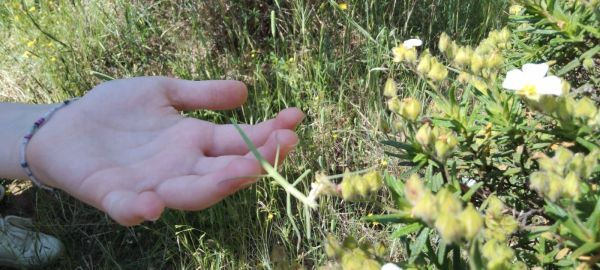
[311,3,600,269]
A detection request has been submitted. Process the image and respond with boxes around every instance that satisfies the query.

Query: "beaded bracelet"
[19,98,79,190]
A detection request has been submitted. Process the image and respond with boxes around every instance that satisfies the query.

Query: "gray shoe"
[0,214,64,268]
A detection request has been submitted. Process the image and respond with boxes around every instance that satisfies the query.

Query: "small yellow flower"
[412,191,438,224]
[399,98,421,122]
[26,40,35,48]
[435,212,463,243]
[460,203,483,240]
[383,78,397,97]
[404,174,425,205]
[416,123,433,147]
[438,33,450,53]
[338,2,348,10]
[28,6,36,12]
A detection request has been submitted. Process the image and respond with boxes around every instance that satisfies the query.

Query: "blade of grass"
[231,119,317,208]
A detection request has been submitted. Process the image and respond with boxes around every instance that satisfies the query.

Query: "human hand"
[25,77,304,226]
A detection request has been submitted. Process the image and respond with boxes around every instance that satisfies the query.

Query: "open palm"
[26,77,303,226]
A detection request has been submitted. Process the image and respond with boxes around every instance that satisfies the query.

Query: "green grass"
[1,0,506,268]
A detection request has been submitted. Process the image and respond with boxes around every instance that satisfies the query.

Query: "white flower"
[403,38,423,49]
[381,262,403,270]
[502,63,562,101]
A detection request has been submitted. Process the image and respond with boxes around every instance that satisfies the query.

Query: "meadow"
[3,0,598,269]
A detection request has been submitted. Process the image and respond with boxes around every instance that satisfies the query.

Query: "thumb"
[160,78,248,111]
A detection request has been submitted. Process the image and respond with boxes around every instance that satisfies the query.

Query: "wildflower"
[453,46,472,66]
[27,40,35,48]
[399,98,421,122]
[392,46,406,62]
[383,78,397,97]
[502,63,562,101]
[404,174,425,204]
[436,189,462,214]
[438,33,450,53]
[338,2,348,10]
[470,53,485,73]
[573,97,598,120]
[387,97,401,114]
[307,173,336,203]
[403,39,422,49]
[427,61,448,81]
[509,5,524,15]
[562,172,581,200]
[381,262,403,270]
[460,203,483,240]
[411,191,438,224]
[415,123,433,147]
[417,53,432,74]
[28,6,36,12]
[435,212,463,243]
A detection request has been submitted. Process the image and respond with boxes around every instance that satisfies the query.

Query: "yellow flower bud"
[471,77,488,95]
[417,53,432,74]
[428,61,449,81]
[415,123,433,147]
[554,147,573,170]
[438,32,450,53]
[435,212,464,243]
[584,151,599,179]
[341,175,358,201]
[412,191,438,224]
[568,153,585,178]
[485,195,505,218]
[404,174,425,205]
[400,98,421,122]
[574,97,598,120]
[453,46,472,66]
[498,27,511,44]
[557,96,575,121]
[383,78,397,97]
[387,97,401,114]
[434,133,458,160]
[404,48,418,63]
[482,240,515,270]
[392,46,406,62]
[562,172,580,200]
[537,156,556,173]
[546,174,563,201]
[457,72,470,84]
[460,203,483,240]
[529,172,549,196]
[485,52,503,68]
[354,176,370,198]
[363,171,383,194]
[436,188,463,214]
[509,5,523,15]
[325,234,343,258]
[470,53,485,73]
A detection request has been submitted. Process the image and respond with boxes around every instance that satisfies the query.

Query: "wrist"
[0,103,57,181]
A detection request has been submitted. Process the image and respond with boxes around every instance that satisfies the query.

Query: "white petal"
[403,39,422,49]
[522,63,549,79]
[381,263,403,270]
[502,69,527,91]
[535,76,562,96]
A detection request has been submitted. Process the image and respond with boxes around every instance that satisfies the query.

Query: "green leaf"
[361,213,417,224]
[461,182,484,201]
[384,174,404,198]
[436,239,447,266]
[585,197,600,232]
[576,137,600,152]
[544,200,568,219]
[409,228,430,264]
[571,242,600,258]
[562,217,592,242]
[381,140,416,152]
[391,223,423,238]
